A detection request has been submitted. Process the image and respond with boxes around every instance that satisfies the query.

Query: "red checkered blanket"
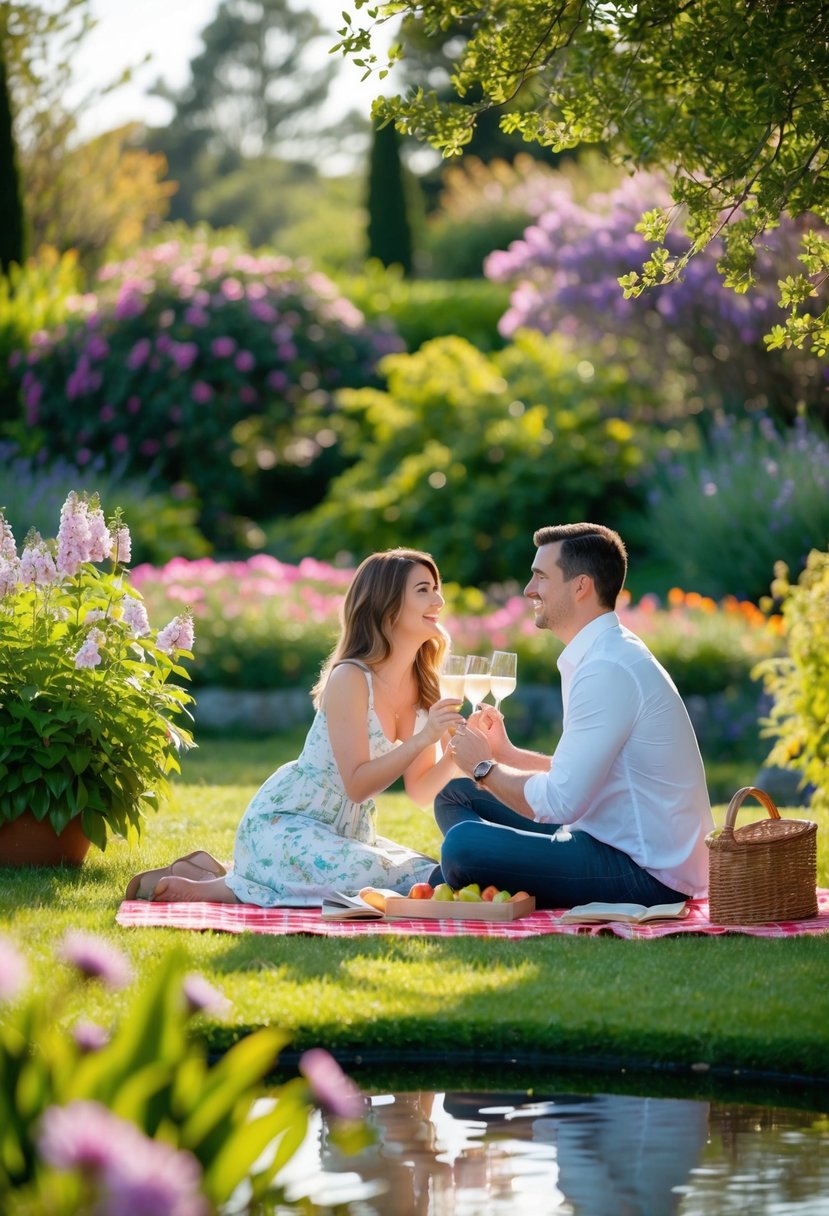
[116,889,829,939]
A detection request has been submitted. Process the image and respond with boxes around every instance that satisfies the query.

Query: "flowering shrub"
[132,555,783,699]
[10,228,401,543]
[640,415,829,601]
[0,931,369,1214]
[0,492,196,849]
[755,550,829,813]
[485,170,825,419]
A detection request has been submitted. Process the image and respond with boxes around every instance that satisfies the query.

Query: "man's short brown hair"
[533,523,627,609]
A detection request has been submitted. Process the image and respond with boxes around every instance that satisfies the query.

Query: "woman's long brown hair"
[312,548,447,710]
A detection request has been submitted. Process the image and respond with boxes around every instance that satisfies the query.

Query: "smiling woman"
[125,548,467,907]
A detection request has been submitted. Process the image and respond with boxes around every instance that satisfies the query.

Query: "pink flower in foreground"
[110,525,132,565]
[120,595,150,637]
[56,491,92,576]
[298,1048,365,1120]
[0,556,20,598]
[38,1101,208,1216]
[87,504,112,563]
[0,934,28,1001]
[74,637,103,668]
[156,613,195,654]
[58,932,133,989]
[19,539,58,586]
[73,1019,111,1053]
[182,972,231,1016]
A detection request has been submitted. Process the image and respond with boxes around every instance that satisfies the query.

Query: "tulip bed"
[2,733,827,1093]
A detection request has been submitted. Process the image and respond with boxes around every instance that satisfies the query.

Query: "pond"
[272,1082,829,1215]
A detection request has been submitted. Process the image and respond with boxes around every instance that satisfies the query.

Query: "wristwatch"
[473,759,496,784]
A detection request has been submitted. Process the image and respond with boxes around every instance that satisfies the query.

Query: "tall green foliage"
[367,121,413,274]
[0,46,24,272]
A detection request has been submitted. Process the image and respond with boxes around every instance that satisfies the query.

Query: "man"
[441,523,713,908]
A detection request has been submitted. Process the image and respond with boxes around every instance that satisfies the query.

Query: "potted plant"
[0,491,195,865]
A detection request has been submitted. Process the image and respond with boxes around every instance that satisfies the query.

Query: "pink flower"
[19,539,58,586]
[56,492,92,576]
[0,513,17,559]
[120,595,150,637]
[182,972,231,1016]
[298,1048,365,1120]
[126,336,151,369]
[0,934,28,1001]
[87,505,112,563]
[38,1101,208,1216]
[191,381,213,404]
[156,613,195,654]
[73,1020,110,1053]
[211,336,237,358]
[110,526,132,565]
[0,556,20,599]
[58,932,133,988]
[234,350,255,372]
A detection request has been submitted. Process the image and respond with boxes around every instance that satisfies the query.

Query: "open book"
[321,889,400,921]
[558,900,688,924]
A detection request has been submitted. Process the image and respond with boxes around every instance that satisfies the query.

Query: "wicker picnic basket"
[706,786,817,924]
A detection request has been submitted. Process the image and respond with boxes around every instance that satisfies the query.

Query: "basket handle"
[722,786,781,836]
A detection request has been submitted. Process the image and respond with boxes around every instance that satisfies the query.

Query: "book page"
[559,901,687,924]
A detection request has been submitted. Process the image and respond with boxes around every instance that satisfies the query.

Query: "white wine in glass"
[464,655,491,712]
[489,651,517,712]
[439,654,467,706]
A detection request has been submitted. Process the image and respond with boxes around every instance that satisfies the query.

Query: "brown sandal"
[124,851,227,901]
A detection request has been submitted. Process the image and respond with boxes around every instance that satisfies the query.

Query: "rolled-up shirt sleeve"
[524,661,640,824]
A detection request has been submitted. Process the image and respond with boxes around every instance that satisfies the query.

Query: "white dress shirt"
[523,613,713,897]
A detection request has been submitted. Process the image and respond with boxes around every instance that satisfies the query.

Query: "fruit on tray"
[359,887,389,912]
[432,883,456,901]
[407,882,435,899]
[456,884,484,902]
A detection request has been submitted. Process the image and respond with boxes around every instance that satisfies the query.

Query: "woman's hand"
[468,705,510,761]
[421,697,466,744]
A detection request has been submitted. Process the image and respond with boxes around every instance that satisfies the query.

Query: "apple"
[481,885,499,902]
[510,890,530,902]
[432,883,456,901]
[408,882,434,900]
[491,890,512,903]
[457,884,484,902]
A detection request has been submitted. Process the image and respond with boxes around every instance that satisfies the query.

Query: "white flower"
[109,525,132,565]
[120,596,150,637]
[156,613,195,655]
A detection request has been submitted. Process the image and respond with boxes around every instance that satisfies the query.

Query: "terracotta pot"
[0,811,91,867]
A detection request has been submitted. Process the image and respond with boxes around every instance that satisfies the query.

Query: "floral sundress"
[224,662,437,906]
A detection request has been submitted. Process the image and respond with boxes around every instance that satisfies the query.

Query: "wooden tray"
[385,895,536,921]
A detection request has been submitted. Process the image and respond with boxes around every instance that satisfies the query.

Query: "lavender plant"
[484,171,825,419]
[0,492,196,849]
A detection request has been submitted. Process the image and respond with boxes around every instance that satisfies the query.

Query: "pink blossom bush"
[11,230,402,544]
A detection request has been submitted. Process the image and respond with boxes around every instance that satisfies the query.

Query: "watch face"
[474,760,493,780]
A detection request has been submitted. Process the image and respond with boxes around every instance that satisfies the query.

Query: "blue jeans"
[430,779,686,909]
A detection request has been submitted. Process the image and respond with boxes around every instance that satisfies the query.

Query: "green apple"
[457,884,484,902]
[491,889,512,903]
[432,883,456,901]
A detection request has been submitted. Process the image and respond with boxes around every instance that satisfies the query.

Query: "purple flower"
[72,1019,111,1053]
[182,972,231,1016]
[0,513,17,560]
[126,337,151,370]
[56,491,92,576]
[191,381,213,405]
[156,612,195,654]
[234,350,255,373]
[120,595,150,637]
[58,932,133,989]
[298,1049,365,1120]
[0,934,28,1001]
[110,525,132,565]
[211,336,237,358]
[38,1101,208,1216]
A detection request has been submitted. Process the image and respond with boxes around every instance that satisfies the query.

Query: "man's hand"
[468,705,510,761]
[449,723,491,776]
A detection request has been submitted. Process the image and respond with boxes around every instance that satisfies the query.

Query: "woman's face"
[391,563,445,644]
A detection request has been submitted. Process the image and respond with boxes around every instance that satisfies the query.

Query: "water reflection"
[273,1088,829,1215]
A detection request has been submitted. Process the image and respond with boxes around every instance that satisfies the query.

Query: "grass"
[2,733,827,1090]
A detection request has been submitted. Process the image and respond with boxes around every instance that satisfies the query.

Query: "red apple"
[408,882,435,900]
[481,885,499,902]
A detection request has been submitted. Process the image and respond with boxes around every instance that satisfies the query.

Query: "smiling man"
[439,523,713,909]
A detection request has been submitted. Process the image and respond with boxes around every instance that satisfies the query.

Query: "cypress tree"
[0,45,25,274]
[366,121,413,275]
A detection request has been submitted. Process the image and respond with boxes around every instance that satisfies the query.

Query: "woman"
[125,548,464,904]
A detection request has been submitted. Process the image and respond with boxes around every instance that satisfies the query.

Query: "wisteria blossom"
[0,513,16,560]
[87,501,112,562]
[74,627,105,669]
[58,932,133,989]
[120,595,151,637]
[110,524,132,565]
[18,536,58,586]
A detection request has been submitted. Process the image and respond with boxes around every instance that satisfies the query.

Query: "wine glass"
[489,651,517,712]
[464,655,491,713]
[439,654,467,707]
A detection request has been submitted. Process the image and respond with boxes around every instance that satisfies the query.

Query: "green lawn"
[2,733,827,1089]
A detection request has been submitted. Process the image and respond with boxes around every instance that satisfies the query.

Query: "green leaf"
[180,1027,290,1149]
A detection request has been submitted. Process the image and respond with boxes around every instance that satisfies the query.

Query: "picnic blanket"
[116,889,829,939]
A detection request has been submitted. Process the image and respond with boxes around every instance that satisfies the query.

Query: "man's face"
[524,542,577,639]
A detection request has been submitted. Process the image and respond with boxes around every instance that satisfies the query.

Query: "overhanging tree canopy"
[334,1,829,356]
